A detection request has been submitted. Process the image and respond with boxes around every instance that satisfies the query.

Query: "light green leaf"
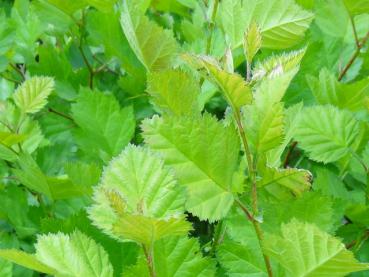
[13,153,52,198]
[186,55,252,111]
[72,90,135,160]
[35,231,113,277]
[126,236,216,277]
[13,76,54,114]
[293,105,360,163]
[120,1,178,71]
[89,145,189,244]
[0,258,12,277]
[307,69,369,111]
[244,0,313,49]
[243,21,262,65]
[86,0,117,12]
[343,0,369,15]
[253,48,305,81]
[219,0,248,48]
[0,131,26,147]
[263,192,334,232]
[142,114,240,222]
[147,69,200,116]
[0,249,55,275]
[46,0,88,15]
[264,220,369,277]
[218,241,268,277]
[258,167,311,197]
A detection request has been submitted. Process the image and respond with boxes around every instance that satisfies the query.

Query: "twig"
[349,16,360,48]
[48,108,74,122]
[0,73,21,84]
[338,30,369,81]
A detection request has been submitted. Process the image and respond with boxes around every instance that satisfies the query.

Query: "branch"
[48,108,75,123]
[338,30,369,81]
[283,141,298,168]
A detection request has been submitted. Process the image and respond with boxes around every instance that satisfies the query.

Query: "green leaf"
[343,0,369,15]
[45,0,88,15]
[89,145,189,244]
[0,249,55,275]
[142,114,240,222]
[219,0,248,48]
[120,1,178,71]
[71,90,135,160]
[246,0,313,49]
[35,231,114,277]
[126,236,216,277]
[0,131,26,147]
[258,167,312,197]
[186,55,252,111]
[218,241,268,276]
[13,76,54,114]
[86,0,117,12]
[263,192,334,232]
[307,69,369,112]
[147,69,200,116]
[243,21,262,65]
[12,153,52,198]
[264,220,369,277]
[0,258,12,277]
[293,105,360,163]
[253,48,305,81]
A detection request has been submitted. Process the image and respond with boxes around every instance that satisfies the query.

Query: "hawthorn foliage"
[0,0,369,276]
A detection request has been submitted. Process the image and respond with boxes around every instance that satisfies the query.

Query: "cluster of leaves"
[0,0,369,276]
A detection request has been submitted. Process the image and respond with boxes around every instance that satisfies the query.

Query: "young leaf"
[13,76,54,114]
[243,21,262,65]
[89,145,189,244]
[35,231,114,277]
[146,69,200,116]
[294,105,360,163]
[120,1,178,71]
[71,90,135,160]
[185,55,252,111]
[142,114,240,222]
[264,220,369,276]
[0,131,26,147]
[253,48,306,81]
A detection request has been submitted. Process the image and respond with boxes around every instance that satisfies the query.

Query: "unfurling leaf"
[243,21,262,65]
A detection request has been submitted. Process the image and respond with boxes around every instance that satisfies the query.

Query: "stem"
[206,0,219,54]
[236,200,273,277]
[10,63,26,81]
[142,244,156,277]
[233,112,273,277]
[48,108,75,122]
[338,30,369,81]
[349,16,360,48]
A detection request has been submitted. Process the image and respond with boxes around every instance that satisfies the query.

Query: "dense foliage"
[0,0,369,276]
